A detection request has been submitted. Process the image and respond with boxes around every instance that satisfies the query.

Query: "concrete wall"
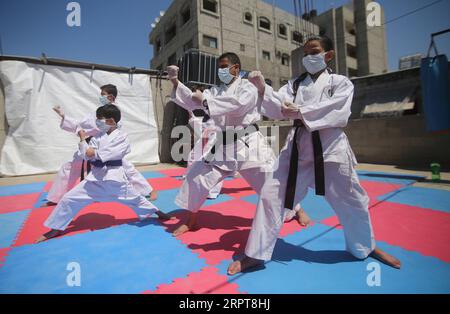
[346,116,450,169]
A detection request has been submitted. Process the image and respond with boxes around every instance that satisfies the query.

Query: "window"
[345,21,356,36]
[347,43,357,59]
[292,31,303,44]
[203,0,217,13]
[183,39,193,51]
[259,17,271,31]
[181,7,191,25]
[155,38,162,55]
[262,50,271,61]
[278,24,287,37]
[281,54,290,66]
[240,44,245,52]
[244,12,253,23]
[168,53,177,66]
[203,35,218,49]
[348,68,358,78]
[165,23,176,44]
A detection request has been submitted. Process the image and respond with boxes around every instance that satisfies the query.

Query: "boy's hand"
[78,129,86,141]
[53,106,65,119]
[192,89,204,105]
[248,71,266,95]
[86,148,96,158]
[281,101,301,119]
[166,65,179,86]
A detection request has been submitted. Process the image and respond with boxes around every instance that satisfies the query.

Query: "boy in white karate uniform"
[46,84,157,206]
[228,36,401,275]
[167,53,310,237]
[36,105,171,242]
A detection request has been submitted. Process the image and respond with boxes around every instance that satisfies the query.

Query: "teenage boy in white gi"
[167,53,310,237]
[36,105,171,243]
[46,84,158,206]
[227,36,401,275]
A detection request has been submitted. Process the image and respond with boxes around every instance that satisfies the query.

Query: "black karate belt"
[204,123,260,163]
[80,137,92,181]
[90,159,123,168]
[284,74,327,210]
[192,109,211,123]
[284,120,325,210]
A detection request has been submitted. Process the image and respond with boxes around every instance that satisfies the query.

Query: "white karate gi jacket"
[171,78,275,172]
[260,71,358,168]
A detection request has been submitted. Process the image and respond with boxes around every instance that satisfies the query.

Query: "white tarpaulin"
[0,60,160,176]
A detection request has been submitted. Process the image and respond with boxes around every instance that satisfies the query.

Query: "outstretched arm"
[167,65,204,112]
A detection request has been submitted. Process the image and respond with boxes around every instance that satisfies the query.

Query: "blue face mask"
[99,95,111,106]
[95,119,111,133]
[218,66,236,85]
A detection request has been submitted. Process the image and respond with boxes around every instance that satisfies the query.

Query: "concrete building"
[149,0,389,87]
[295,0,388,77]
[149,0,319,90]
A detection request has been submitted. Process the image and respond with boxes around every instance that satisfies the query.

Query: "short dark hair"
[218,52,241,70]
[97,104,121,123]
[100,84,118,98]
[96,106,105,119]
[305,35,334,52]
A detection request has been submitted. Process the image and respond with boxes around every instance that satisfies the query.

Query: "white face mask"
[99,95,111,106]
[95,119,112,133]
[218,67,235,85]
[302,52,327,75]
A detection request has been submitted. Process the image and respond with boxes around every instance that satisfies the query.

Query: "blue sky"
[0,0,449,71]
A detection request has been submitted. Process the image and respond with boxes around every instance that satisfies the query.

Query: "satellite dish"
[155,17,160,23]
[160,11,165,17]
[151,23,156,28]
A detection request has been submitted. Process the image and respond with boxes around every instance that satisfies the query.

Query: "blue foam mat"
[216,223,450,294]
[0,221,206,293]
[0,182,46,197]
[377,186,450,214]
[0,210,30,249]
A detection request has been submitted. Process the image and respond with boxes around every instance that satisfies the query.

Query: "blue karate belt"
[90,160,123,168]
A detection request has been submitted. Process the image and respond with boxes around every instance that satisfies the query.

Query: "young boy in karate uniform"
[46,84,157,206]
[167,53,310,237]
[227,36,401,275]
[36,105,171,242]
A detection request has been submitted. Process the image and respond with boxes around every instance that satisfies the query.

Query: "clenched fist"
[166,65,179,80]
[281,101,300,119]
[192,89,204,105]
[248,71,266,95]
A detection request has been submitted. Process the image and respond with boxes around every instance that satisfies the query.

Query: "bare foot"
[149,190,158,201]
[35,229,62,243]
[295,208,311,227]
[172,223,198,236]
[370,247,401,269]
[227,256,264,275]
[156,211,175,221]
[173,224,190,236]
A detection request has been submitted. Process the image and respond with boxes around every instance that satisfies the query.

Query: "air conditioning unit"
[178,49,219,87]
